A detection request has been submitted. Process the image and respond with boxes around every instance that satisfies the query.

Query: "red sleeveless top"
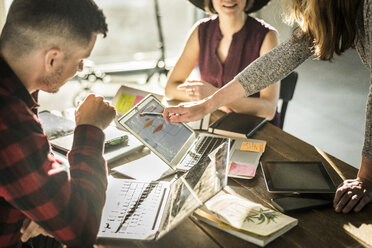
[197,15,280,126]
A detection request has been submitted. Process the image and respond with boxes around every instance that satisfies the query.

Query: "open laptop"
[117,94,229,171]
[97,139,230,241]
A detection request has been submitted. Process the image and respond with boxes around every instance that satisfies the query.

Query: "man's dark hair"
[0,0,108,56]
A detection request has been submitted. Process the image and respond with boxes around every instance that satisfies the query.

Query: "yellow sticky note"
[240,141,266,153]
[115,93,137,114]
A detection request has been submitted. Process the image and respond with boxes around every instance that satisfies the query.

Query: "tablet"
[261,161,336,194]
[117,94,196,166]
[271,196,332,213]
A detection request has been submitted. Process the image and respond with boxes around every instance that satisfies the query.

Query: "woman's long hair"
[284,0,362,60]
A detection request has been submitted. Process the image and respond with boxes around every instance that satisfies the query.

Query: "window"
[91,0,197,67]
[1,0,198,68]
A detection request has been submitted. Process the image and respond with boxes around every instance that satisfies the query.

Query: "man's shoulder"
[0,90,26,109]
[0,91,37,125]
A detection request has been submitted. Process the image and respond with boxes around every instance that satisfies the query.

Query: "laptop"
[97,139,230,241]
[117,94,229,171]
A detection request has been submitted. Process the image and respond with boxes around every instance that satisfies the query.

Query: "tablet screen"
[261,161,336,193]
[122,98,193,162]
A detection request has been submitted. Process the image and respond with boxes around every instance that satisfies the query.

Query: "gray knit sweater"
[235,0,372,159]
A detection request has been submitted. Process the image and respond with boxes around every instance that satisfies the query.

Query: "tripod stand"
[145,0,169,83]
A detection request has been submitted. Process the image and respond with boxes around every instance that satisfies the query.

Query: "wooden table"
[97,123,372,248]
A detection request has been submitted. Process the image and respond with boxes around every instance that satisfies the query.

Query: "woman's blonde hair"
[284,0,362,60]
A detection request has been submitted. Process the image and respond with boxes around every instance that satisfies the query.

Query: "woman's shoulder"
[197,15,219,28]
[196,15,220,37]
[246,15,277,33]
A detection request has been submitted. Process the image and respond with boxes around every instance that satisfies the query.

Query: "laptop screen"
[157,140,230,239]
[122,98,193,162]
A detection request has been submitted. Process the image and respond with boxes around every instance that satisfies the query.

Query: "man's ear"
[44,48,62,73]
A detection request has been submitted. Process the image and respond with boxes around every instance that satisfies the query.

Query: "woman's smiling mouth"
[222,3,238,9]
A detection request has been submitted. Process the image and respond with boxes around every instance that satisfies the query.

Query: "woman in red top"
[165,0,280,125]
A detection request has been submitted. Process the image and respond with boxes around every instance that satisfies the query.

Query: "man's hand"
[21,219,53,243]
[333,177,372,213]
[177,80,217,101]
[75,94,116,130]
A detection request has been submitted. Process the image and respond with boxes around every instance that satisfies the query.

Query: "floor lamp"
[145,0,169,83]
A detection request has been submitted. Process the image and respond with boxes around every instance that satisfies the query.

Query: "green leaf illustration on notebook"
[244,208,280,224]
[194,189,298,247]
[199,191,297,237]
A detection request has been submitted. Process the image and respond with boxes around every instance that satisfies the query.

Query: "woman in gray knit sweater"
[164,0,372,213]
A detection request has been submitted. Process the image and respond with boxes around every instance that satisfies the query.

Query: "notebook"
[118,94,230,171]
[97,139,230,241]
[193,189,298,247]
[111,151,176,181]
[38,110,75,140]
[208,112,267,139]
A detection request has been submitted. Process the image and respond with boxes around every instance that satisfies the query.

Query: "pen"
[139,112,163,117]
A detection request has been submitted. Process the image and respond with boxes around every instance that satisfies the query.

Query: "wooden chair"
[279,71,298,129]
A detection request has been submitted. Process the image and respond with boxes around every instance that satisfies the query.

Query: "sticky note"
[240,141,266,153]
[115,94,144,114]
[229,162,257,177]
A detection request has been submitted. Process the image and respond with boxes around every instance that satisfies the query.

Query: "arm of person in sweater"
[333,76,372,213]
[333,3,372,213]
[223,30,280,120]
[163,33,312,124]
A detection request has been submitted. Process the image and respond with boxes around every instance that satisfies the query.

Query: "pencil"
[139,112,163,117]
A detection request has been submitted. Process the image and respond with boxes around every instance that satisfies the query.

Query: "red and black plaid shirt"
[0,57,108,247]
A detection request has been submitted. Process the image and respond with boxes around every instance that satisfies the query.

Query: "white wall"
[0,0,12,30]
[256,0,293,43]
[0,0,5,29]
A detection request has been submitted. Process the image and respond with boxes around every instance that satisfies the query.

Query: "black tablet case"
[208,112,267,138]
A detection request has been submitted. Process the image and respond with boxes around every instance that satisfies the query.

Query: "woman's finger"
[163,106,185,123]
[335,190,353,212]
[334,185,348,207]
[354,195,368,212]
[341,192,363,213]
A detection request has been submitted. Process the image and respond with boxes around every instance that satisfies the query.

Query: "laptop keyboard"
[178,136,226,170]
[99,180,168,238]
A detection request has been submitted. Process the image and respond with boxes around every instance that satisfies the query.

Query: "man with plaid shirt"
[0,0,116,247]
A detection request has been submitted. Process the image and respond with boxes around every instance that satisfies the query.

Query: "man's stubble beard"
[41,64,64,93]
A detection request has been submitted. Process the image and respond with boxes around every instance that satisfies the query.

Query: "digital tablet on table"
[261,161,337,194]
